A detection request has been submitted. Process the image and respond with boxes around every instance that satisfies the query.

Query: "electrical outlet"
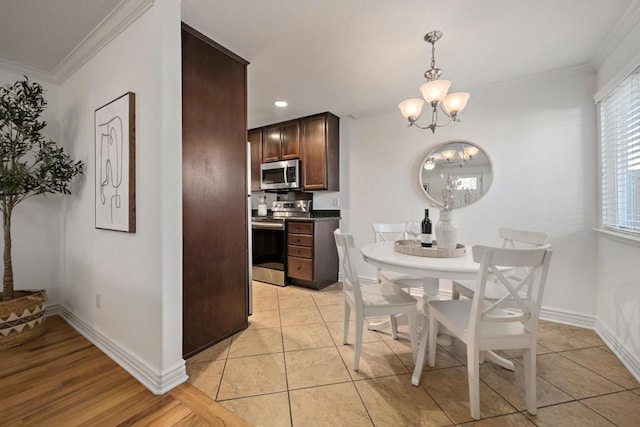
[96,293,102,309]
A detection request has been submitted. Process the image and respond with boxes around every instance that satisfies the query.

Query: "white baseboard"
[46,304,187,395]
[539,306,596,329]
[595,320,640,383]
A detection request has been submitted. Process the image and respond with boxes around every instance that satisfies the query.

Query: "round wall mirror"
[419,140,494,209]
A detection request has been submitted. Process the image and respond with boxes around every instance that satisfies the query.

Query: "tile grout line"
[212,340,231,402]
[496,344,632,423]
[204,284,635,425]
[536,351,624,399]
[554,347,637,390]
[316,285,377,427]
[276,286,295,427]
[577,387,640,426]
[412,332,561,422]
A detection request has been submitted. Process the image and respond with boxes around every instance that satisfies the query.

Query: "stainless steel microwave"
[260,159,300,190]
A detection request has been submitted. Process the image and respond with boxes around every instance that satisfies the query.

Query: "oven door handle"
[252,222,285,231]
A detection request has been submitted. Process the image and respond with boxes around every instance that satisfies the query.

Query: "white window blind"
[600,66,640,235]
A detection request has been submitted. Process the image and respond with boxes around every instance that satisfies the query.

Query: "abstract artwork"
[94,92,136,232]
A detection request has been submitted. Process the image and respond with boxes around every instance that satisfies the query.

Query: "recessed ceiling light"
[274,100,288,108]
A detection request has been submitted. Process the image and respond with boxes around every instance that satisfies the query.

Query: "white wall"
[594,15,640,373]
[342,67,598,319]
[59,0,183,392]
[0,68,64,304]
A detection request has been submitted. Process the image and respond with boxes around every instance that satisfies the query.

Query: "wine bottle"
[421,209,433,247]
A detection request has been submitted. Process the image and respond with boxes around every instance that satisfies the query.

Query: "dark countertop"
[286,216,341,222]
[251,210,340,221]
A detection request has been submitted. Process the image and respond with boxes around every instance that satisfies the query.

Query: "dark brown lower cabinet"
[182,23,249,358]
[287,219,339,290]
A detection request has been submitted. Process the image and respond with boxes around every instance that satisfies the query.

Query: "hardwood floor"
[0,315,247,426]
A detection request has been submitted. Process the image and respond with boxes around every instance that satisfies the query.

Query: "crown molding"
[589,0,640,70]
[470,63,595,94]
[0,56,53,83]
[593,48,640,102]
[51,0,154,84]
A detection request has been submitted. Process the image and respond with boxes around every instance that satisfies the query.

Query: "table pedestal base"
[484,351,515,371]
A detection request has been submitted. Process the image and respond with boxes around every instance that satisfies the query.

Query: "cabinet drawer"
[288,233,313,247]
[288,245,312,259]
[288,222,313,235]
[288,256,313,280]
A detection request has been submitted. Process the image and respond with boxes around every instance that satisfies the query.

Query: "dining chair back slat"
[333,230,363,303]
[372,223,409,243]
[469,246,552,331]
[452,227,549,301]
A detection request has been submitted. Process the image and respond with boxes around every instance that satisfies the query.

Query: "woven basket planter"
[0,290,47,349]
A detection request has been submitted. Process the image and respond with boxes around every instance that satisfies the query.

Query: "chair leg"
[452,283,460,300]
[354,312,364,371]
[408,309,418,363]
[523,347,537,415]
[411,315,429,386]
[467,346,481,420]
[390,315,398,339]
[428,315,438,367]
[342,302,351,345]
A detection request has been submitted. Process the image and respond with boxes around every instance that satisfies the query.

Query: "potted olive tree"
[0,78,83,348]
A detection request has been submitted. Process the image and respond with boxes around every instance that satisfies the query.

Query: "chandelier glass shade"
[399,31,470,133]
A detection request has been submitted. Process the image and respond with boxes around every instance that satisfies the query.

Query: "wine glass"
[405,221,420,246]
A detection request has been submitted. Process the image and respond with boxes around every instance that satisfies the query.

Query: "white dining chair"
[451,227,548,301]
[371,223,423,338]
[417,245,553,420]
[334,229,418,371]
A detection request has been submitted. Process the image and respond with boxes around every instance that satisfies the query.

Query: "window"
[599,66,640,235]
[456,177,477,190]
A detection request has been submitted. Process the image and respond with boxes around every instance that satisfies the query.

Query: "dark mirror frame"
[418,140,494,209]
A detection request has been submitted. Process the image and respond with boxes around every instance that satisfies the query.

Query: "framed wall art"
[94,92,136,233]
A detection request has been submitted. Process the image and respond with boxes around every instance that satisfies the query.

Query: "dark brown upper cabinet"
[301,112,340,191]
[251,112,339,192]
[248,128,263,191]
[263,120,300,162]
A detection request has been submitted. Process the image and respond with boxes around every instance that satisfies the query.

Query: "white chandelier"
[399,31,470,133]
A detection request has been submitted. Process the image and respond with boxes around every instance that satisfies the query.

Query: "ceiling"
[0,0,121,72]
[181,0,633,127]
[0,0,633,128]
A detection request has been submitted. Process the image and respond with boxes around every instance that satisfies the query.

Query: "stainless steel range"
[251,200,312,286]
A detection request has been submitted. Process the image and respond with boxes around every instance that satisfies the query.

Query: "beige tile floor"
[187,281,640,427]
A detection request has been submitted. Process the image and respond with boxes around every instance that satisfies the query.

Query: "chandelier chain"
[430,42,436,70]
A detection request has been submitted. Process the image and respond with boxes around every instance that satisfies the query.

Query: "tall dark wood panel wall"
[182,23,249,358]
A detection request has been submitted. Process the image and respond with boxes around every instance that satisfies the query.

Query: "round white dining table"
[360,241,485,279]
[360,241,485,299]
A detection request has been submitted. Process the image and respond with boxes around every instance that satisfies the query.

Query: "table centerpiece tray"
[394,240,466,258]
